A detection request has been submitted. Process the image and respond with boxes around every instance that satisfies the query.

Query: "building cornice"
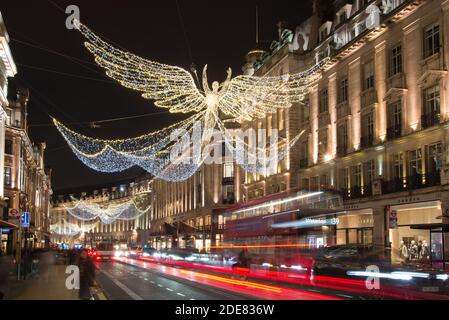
[0,12,17,77]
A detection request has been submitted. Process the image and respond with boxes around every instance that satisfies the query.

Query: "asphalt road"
[96,261,251,300]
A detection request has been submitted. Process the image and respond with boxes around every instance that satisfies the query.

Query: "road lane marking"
[190,298,195,300]
[166,288,174,292]
[157,284,163,287]
[177,293,185,297]
[101,270,143,300]
[337,294,353,299]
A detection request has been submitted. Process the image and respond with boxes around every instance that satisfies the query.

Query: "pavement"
[0,251,107,300]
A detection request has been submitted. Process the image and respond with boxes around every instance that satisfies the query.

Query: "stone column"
[374,41,387,143]
[348,57,361,152]
[310,85,319,164]
[328,72,338,157]
[403,18,421,132]
[373,206,387,247]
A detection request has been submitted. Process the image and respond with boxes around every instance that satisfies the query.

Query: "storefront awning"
[177,221,197,235]
[0,220,18,229]
[164,223,177,236]
[411,223,449,232]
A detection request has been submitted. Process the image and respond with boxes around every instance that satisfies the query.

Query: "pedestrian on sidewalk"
[0,254,15,300]
[78,249,96,300]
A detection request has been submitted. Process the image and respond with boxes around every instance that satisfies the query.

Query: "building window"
[424,24,440,58]
[223,185,234,204]
[5,139,13,155]
[364,160,375,186]
[409,149,423,176]
[363,61,375,90]
[311,176,319,191]
[422,85,440,128]
[319,28,328,42]
[338,78,348,103]
[387,101,402,139]
[358,0,367,10]
[393,153,404,180]
[427,143,442,173]
[361,112,374,147]
[4,166,11,186]
[341,168,350,190]
[337,123,348,156]
[352,165,362,187]
[390,44,402,76]
[320,174,328,190]
[302,178,310,190]
[318,131,328,159]
[319,88,329,114]
[338,12,347,25]
[6,109,12,126]
[223,163,234,178]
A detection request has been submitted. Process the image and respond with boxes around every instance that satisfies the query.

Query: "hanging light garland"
[55,20,328,181]
[63,192,152,225]
[50,219,99,237]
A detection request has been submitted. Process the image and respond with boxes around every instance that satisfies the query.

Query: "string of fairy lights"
[50,219,99,237]
[63,192,152,225]
[50,192,152,237]
[53,20,328,182]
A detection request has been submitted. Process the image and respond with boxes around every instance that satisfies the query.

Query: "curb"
[92,280,108,300]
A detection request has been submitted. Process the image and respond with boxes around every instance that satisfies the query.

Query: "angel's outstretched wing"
[218,59,328,121]
[76,22,206,114]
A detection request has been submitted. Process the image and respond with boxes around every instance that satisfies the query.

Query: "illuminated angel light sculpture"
[63,193,152,225]
[50,219,99,237]
[54,20,328,182]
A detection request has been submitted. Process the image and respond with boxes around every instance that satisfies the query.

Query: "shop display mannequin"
[399,241,409,260]
[421,240,429,260]
[409,240,418,260]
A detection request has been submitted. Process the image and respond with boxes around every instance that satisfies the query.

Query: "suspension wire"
[29,110,173,127]
[14,76,99,138]
[174,0,200,86]
[17,63,115,84]
[11,37,98,67]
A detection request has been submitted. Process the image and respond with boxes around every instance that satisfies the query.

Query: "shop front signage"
[386,206,398,229]
[21,212,30,229]
[8,208,20,219]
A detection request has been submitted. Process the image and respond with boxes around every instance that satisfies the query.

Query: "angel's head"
[212,81,220,93]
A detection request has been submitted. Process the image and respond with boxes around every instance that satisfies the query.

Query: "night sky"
[1,0,312,192]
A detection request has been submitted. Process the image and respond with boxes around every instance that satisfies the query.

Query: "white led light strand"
[54,21,328,182]
[63,192,152,225]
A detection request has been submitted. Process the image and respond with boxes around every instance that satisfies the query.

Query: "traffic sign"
[8,208,20,219]
[21,212,30,228]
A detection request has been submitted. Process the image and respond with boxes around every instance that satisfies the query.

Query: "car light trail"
[114,257,340,300]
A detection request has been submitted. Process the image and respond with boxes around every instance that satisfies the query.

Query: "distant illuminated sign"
[21,212,30,228]
[271,217,339,229]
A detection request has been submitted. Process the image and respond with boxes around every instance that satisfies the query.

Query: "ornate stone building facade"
[0,11,18,253]
[231,0,449,262]
[3,89,52,252]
